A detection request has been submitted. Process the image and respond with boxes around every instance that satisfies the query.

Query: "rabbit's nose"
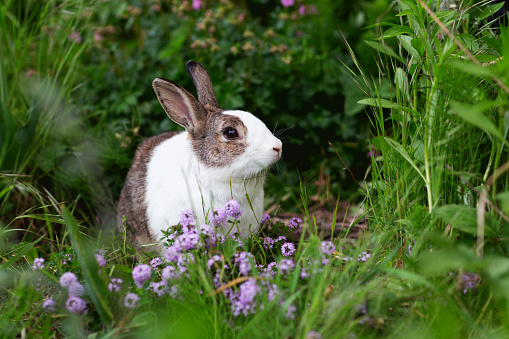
[273,147,282,158]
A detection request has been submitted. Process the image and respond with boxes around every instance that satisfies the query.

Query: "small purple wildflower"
[61,254,71,265]
[342,256,354,262]
[279,258,295,273]
[192,0,201,10]
[207,255,223,269]
[149,281,169,297]
[320,241,336,255]
[176,231,200,251]
[299,5,306,16]
[357,252,371,262]
[68,282,85,297]
[32,258,45,270]
[275,235,287,243]
[66,296,87,314]
[321,256,329,266]
[124,293,140,309]
[95,250,106,268]
[42,299,56,313]
[132,264,152,288]
[177,253,195,273]
[281,242,296,257]
[305,331,322,339]
[263,237,275,250]
[285,304,297,319]
[462,273,479,294]
[180,209,195,228]
[234,252,254,276]
[68,31,82,43]
[165,244,182,262]
[200,224,214,237]
[162,265,180,281]
[210,208,227,228]
[288,217,303,230]
[261,214,271,225]
[60,272,78,288]
[300,268,308,279]
[281,0,294,7]
[108,278,123,292]
[224,200,243,219]
[150,257,163,270]
[230,278,261,317]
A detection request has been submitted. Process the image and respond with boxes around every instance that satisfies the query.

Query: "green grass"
[2,0,509,338]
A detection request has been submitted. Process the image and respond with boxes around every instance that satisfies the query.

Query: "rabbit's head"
[152,61,282,180]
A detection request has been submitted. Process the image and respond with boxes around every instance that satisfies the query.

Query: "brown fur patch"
[192,114,248,167]
[117,131,181,252]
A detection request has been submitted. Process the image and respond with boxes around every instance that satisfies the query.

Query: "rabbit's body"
[117,61,281,252]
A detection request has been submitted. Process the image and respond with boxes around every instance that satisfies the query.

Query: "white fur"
[145,110,282,243]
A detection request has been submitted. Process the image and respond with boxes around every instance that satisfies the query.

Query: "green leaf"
[399,35,421,60]
[450,101,504,142]
[383,137,426,181]
[364,40,402,61]
[357,98,414,112]
[379,25,415,39]
[63,207,113,328]
[434,204,500,237]
[449,60,495,78]
[477,2,505,22]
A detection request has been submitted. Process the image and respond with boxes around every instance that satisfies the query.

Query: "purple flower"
[61,254,71,265]
[321,241,336,256]
[177,253,195,272]
[230,278,261,317]
[207,255,223,269]
[210,208,227,228]
[279,259,295,273]
[200,224,214,237]
[306,331,322,339]
[192,0,201,10]
[132,264,152,288]
[32,258,45,270]
[68,31,82,44]
[66,296,87,314]
[124,293,140,309]
[300,268,308,279]
[281,0,294,7]
[108,278,123,292]
[234,252,254,276]
[42,298,56,313]
[149,281,169,297]
[281,242,296,257]
[60,272,78,288]
[150,257,163,269]
[462,272,479,294]
[95,250,106,268]
[224,200,243,219]
[322,256,329,266]
[68,282,85,297]
[285,304,297,319]
[162,265,180,281]
[261,214,271,225]
[357,252,371,262]
[263,237,275,250]
[299,5,306,16]
[180,209,195,227]
[264,261,277,277]
[165,244,182,262]
[275,235,287,243]
[176,231,200,251]
[288,217,303,230]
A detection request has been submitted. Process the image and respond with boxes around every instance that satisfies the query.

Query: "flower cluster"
[288,217,303,233]
[32,258,45,270]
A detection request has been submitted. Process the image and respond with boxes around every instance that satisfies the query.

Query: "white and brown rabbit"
[117,61,282,252]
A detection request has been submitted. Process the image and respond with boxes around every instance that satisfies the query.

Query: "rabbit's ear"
[186,60,220,110]
[152,78,208,136]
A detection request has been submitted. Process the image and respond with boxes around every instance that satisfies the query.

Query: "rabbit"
[117,60,282,253]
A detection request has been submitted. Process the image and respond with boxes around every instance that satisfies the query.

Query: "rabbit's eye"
[224,128,239,139]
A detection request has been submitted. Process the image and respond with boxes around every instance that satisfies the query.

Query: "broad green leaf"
[357,98,413,112]
[434,204,500,237]
[364,40,402,61]
[399,35,421,60]
[379,25,415,39]
[63,207,113,328]
[383,137,425,181]
[449,60,495,78]
[477,2,505,22]
[450,101,504,142]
